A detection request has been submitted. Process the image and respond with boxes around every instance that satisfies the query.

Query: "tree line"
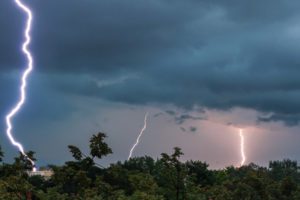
[0,132,300,200]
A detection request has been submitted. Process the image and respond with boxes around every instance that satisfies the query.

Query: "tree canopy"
[0,132,300,200]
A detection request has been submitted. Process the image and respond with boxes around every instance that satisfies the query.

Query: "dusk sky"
[1,0,300,168]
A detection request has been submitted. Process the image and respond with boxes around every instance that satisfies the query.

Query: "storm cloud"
[1,0,300,125]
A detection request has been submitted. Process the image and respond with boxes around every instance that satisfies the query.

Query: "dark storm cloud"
[0,73,75,122]
[153,112,164,118]
[189,127,197,133]
[258,114,300,127]
[179,126,197,133]
[174,115,205,125]
[180,127,186,132]
[165,110,176,116]
[163,110,205,124]
[152,110,205,125]
[2,0,300,125]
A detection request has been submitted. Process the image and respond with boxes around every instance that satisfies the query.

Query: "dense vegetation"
[1,132,300,200]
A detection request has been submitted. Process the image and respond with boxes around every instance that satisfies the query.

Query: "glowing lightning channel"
[239,129,246,166]
[128,112,149,160]
[5,0,36,171]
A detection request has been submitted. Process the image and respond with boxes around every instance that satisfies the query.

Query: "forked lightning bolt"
[239,129,246,166]
[5,0,36,171]
[128,112,149,159]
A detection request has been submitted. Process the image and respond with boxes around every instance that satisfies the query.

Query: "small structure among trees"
[27,169,53,180]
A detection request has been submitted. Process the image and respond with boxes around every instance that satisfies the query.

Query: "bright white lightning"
[239,129,246,166]
[5,0,36,171]
[128,112,149,159]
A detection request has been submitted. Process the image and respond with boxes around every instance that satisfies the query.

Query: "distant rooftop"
[27,169,53,179]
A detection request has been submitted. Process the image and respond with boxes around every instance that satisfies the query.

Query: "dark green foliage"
[269,159,299,181]
[186,160,214,186]
[1,136,300,199]
[158,147,187,200]
[124,156,155,174]
[89,132,113,159]
[68,145,83,161]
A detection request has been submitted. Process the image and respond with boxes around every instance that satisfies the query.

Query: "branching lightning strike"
[5,0,36,171]
[128,112,149,160]
[239,129,246,166]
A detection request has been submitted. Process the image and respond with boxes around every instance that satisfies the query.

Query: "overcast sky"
[1,0,300,168]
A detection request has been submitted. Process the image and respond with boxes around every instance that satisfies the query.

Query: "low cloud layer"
[1,0,300,126]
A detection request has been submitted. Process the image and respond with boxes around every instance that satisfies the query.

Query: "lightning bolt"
[128,112,149,159]
[239,129,246,166]
[5,0,36,171]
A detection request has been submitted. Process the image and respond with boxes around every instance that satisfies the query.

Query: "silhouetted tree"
[68,145,83,161]
[90,132,112,160]
[159,147,187,200]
